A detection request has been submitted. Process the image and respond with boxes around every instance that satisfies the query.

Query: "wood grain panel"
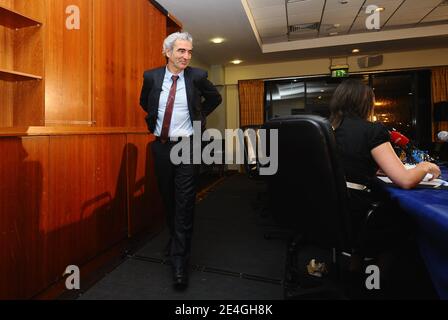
[0,0,14,9]
[13,79,44,126]
[126,133,164,237]
[14,23,43,76]
[0,80,13,126]
[0,0,14,76]
[0,1,13,127]
[0,23,13,70]
[0,134,165,298]
[93,0,166,127]
[14,0,45,22]
[44,0,92,123]
[45,134,128,283]
[0,136,49,299]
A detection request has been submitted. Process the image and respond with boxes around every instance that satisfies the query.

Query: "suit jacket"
[139,66,222,134]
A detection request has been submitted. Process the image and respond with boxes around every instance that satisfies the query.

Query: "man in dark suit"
[139,32,222,289]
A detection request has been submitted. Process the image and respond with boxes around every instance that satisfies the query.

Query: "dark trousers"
[151,138,198,269]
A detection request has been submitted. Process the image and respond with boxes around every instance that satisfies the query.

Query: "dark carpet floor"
[79,174,287,300]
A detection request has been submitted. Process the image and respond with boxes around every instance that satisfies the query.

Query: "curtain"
[238,80,264,127]
[432,67,448,104]
[432,67,448,138]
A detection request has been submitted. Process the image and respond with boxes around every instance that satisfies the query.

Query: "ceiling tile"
[248,0,284,9]
[258,26,288,38]
[386,0,442,27]
[256,16,287,29]
[251,5,286,20]
[288,11,323,25]
[421,4,448,23]
[287,0,325,14]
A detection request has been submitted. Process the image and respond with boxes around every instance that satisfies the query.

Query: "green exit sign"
[331,68,349,78]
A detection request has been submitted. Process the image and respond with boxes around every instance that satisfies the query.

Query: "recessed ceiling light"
[333,24,341,28]
[211,37,225,44]
[230,59,243,65]
[329,32,339,36]
[339,0,349,4]
[375,7,385,12]
[352,48,360,53]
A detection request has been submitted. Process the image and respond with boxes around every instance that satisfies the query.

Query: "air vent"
[288,22,320,33]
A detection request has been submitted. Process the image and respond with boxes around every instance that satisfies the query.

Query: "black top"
[334,116,389,186]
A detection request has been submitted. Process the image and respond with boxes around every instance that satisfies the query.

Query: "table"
[380,167,448,299]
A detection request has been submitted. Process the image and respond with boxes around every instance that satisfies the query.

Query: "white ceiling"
[155,0,448,66]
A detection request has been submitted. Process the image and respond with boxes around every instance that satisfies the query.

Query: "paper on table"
[377,176,448,188]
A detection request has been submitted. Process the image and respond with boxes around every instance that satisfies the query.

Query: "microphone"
[390,129,436,164]
[390,130,410,149]
[437,131,448,142]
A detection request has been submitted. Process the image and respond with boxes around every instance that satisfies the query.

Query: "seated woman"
[329,79,441,274]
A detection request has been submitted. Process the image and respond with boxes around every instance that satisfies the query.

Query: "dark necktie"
[160,75,179,143]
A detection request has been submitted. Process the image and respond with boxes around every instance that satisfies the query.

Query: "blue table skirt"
[382,167,448,299]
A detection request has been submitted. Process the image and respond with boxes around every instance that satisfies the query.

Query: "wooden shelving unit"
[0,2,44,127]
[0,68,42,81]
[0,4,41,29]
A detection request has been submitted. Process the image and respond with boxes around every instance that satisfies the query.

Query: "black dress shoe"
[173,271,188,290]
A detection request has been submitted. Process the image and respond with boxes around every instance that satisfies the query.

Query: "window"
[264,71,431,144]
[371,74,414,138]
[266,80,305,119]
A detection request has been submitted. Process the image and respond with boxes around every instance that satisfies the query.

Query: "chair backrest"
[263,115,352,250]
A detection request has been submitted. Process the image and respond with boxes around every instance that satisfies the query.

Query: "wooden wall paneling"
[126,133,164,237]
[93,0,166,127]
[0,136,49,299]
[44,0,92,124]
[14,23,43,76]
[13,79,44,126]
[0,0,14,9]
[0,2,13,126]
[0,22,13,69]
[0,80,13,126]
[45,134,128,287]
[13,0,45,22]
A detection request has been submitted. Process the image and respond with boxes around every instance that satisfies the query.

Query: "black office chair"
[263,115,378,299]
[240,125,271,217]
[241,125,294,241]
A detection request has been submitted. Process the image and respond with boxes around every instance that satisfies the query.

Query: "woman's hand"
[416,162,441,180]
[372,142,441,189]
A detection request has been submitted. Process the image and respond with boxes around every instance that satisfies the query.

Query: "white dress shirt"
[154,68,193,137]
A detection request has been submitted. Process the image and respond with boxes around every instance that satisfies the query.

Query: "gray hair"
[163,32,193,56]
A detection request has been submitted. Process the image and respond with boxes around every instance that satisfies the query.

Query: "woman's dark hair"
[329,79,375,128]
